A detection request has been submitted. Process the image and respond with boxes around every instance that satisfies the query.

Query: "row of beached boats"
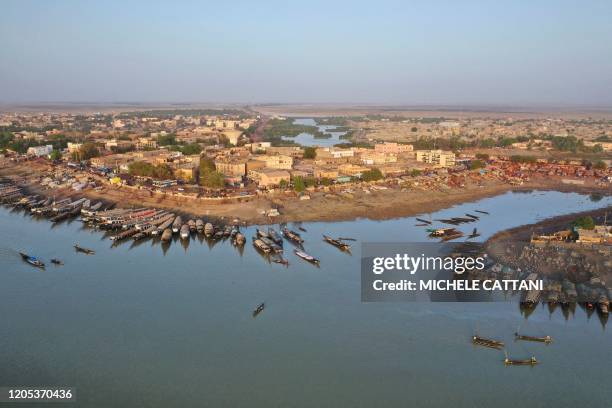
[3,180,356,269]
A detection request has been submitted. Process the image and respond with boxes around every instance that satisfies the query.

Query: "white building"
[27,145,54,157]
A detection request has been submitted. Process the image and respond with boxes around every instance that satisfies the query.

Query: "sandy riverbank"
[2,161,610,225]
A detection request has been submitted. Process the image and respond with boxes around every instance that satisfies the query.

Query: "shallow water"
[0,191,611,407]
[281,117,346,147]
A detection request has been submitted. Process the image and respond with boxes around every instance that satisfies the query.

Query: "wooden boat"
[282,227,304,244]
[180,224,190,240]
[204,222,214,237]
[74,244,95,254]
[514,332,552,344]
[253,237,271,253]
[161,228,172,242]
[504,352,538,366]
[474,210,490,215]
[223,225,232,237]
[261,237,282,253]
[196,219,204,232]
[598,296,609,315]
[267,228,283,246]
[465,213,480,220]
[273,257,289,266]
[298,226,307,232]
[323,235,351,251]
[188,219,196,232]
[415,218,432,225]
[252,303,265,317]
[472,335,504,349]
[51,258,63,265]
[233,232,246,246]
[467,228,481,239]
[172,216,182,234]
[294,249,319,265]
[153,217,174,235]
[19,252,45,269]
[213,230,224,240]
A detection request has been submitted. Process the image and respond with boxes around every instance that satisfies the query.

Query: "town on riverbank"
[1,108,611,224]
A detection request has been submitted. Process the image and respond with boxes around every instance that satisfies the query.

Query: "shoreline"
[3,165,610,225]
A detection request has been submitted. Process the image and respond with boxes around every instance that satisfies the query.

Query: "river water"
[282,118,346,147]
[1,191,611,407]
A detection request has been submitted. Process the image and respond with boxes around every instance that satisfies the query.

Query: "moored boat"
[282,227,304,244]
[161,228,172,242]
[294,249,319,265]
[172,216,183,234]
[180,224,190,240]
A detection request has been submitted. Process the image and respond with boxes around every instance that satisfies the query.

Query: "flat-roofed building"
[338,163,370,177]
[136,137,157,150]
[314,167,339,179]
[214,157,247,177]
[250,168,290,188]
[67,142,82,154]
[374,142,413,154]
[415,150,456,167]
[259,154,293,170]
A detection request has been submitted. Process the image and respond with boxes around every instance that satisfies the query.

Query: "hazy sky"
[1,0,611,106]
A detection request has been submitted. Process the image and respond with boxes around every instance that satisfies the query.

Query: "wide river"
[1,191,611,407]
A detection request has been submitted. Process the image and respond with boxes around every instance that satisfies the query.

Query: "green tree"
[198,156,224,187]
[593,160,607,170]
[73,143,100,161]
[157,133,177,146]
[361,168,383,182]
[470,160,486,170]
[571,216,595,230]
[409,169,421,177]
[49,149,62,161]
[279,179,288,189]
[293,176,305,192]
[303,146,316,159]
[475,153,489,160]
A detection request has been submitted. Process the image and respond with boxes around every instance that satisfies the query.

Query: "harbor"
[1,188,611,407]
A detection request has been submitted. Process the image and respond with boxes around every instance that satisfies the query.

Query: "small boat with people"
[514,332,552,344]
[19,252,45,269]
[504,352,538,366]
[51,258,64,266]
[252,302,265,317]
[294,249,320,265]
[74,244,95,254]
[323,235,351,251]
[472,335,504,349]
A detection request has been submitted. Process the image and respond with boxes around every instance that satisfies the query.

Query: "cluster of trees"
[361,168,383,182]
[128,161,174,179]
[0,131,75,154]
[469,160,486,170]
[510,155,537,163]
[72,143,100,161]
[571,216,595,230]
[303,147,316,159]
[199,157,224,188]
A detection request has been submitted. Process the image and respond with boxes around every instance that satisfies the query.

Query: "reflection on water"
[281,118,346,147]
[0,190,611,407]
